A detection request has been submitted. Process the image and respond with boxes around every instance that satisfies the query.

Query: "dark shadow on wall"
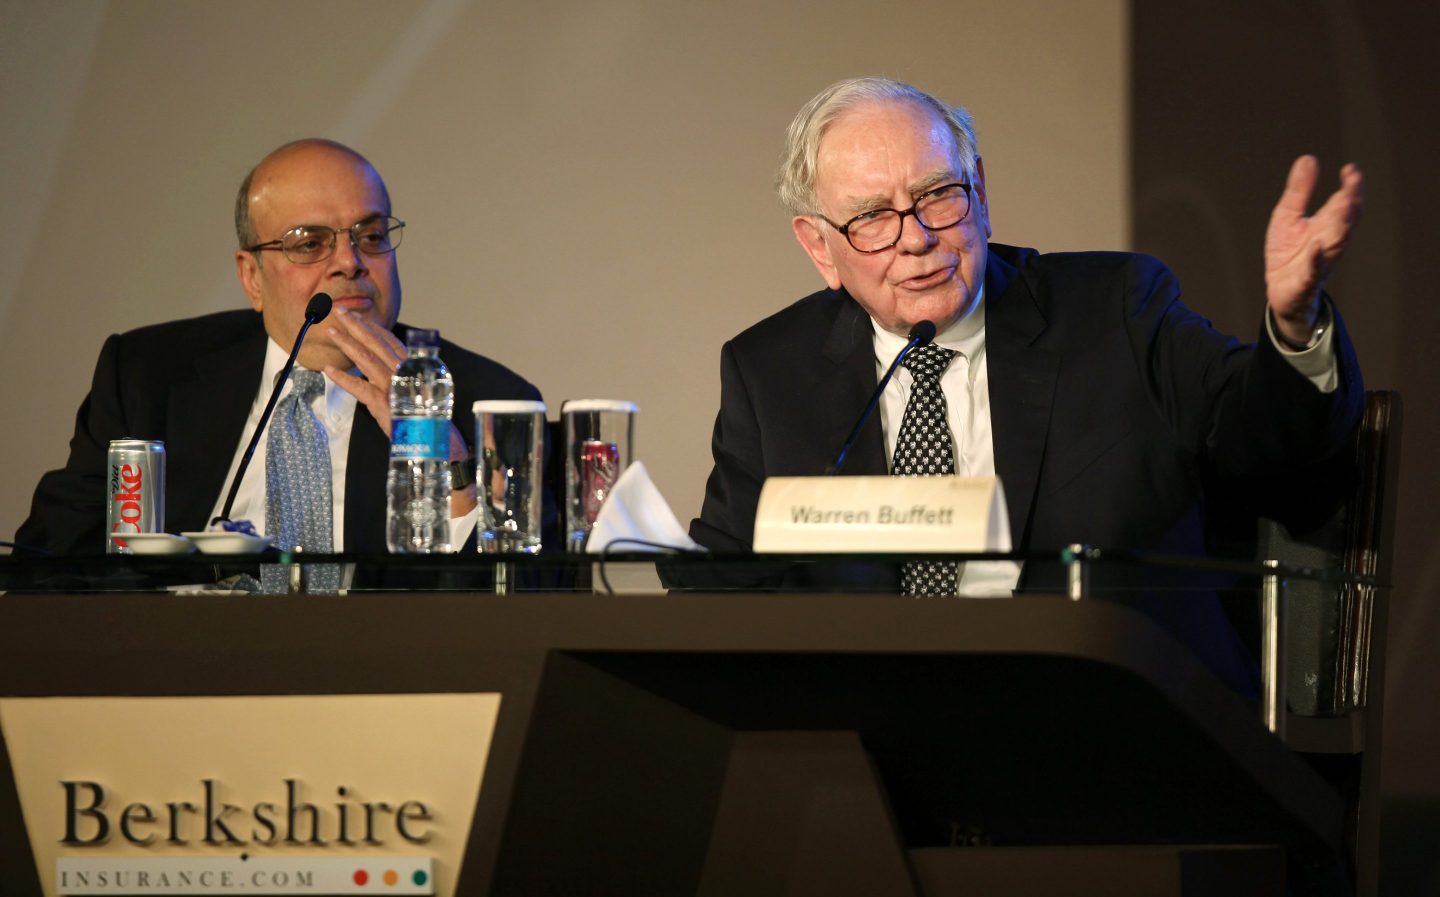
[1130,3,1440,892]
[1380,796,1440,896]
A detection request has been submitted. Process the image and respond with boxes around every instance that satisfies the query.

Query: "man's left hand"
[324,309,477,517]
[324,306,406,433]
[1264,155,1364,345]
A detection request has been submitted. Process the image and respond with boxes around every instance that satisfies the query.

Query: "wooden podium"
[0,592,1359,896]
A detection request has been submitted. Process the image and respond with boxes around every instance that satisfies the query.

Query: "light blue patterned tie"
[263,369,337,592]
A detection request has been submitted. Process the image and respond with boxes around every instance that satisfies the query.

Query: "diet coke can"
[107,439,166,553]
[580,439,620,526]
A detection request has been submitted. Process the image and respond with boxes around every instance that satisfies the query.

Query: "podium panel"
[0,593,1356,896]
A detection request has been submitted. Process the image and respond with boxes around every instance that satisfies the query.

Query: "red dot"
[354,870,369,886]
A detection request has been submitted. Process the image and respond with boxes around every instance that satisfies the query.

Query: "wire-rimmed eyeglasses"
[246,215,406,265]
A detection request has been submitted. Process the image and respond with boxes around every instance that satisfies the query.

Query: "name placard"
[752,475,1010,554]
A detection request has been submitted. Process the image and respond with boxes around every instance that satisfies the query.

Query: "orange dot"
[383,870,398,886]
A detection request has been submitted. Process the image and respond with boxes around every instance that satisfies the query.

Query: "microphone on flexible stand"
[824,319,936,475]
[211,292,333,525]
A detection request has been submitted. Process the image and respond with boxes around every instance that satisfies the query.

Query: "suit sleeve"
[689,339,767,553]
[1122,255,1363,500]
[15,334,131,555]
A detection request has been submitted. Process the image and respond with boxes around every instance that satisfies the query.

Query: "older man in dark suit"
[18,139,540,556]
[688,78,1365,692]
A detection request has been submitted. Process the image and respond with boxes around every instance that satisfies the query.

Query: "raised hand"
[1264,155,1364,344]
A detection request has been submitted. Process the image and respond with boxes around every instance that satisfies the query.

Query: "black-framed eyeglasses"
[820,183,971,253]
[246,215,406,265]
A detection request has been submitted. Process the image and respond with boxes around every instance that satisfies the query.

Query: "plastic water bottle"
[387,328,453,553]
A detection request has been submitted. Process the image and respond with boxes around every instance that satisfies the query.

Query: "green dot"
[412,870,428,886]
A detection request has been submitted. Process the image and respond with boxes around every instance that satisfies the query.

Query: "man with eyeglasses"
[686,78,1364,693]
[17,138,541,555]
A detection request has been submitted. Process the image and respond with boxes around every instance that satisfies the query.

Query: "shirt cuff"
[1266,302,1339,394]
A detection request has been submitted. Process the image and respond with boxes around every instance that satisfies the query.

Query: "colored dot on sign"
[412,870,429,886]
[384,870,398,886]
[354,870,369,886]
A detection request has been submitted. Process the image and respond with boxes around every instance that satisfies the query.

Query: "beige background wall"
[0,0,1127,539]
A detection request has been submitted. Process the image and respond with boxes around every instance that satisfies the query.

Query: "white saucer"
[182,532,273,555]
[108,533,194,555]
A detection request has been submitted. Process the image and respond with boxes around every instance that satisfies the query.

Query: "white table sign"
[752,476,1010,554]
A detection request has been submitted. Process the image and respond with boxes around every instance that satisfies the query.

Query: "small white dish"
[182,531,274,555]
[108,533,194,555]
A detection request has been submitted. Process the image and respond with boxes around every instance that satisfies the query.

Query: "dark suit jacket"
[17,309,543,555]
[687,244,1364,692]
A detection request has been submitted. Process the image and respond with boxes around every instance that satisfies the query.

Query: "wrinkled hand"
[1264,155,1364,344]
[325,309,476,516]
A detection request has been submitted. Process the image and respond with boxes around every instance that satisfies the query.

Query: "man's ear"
[972,156,992,239]
[792,216,843,290]
[236,250,264,312]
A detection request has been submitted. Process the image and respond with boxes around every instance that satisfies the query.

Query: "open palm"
[1264,155,1364,339]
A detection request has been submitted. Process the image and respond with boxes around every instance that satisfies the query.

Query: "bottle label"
[391,418,448,460]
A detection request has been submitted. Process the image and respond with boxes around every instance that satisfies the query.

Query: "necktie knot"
[902,343,958,381]
[290,369,325,404]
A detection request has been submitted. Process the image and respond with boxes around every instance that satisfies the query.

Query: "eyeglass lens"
[846,185,969,252]
[281,217,404,263]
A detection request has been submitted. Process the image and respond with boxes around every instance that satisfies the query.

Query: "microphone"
[907,319,937,346]
[304,292,333,324]
[212,292,333,525]
[824,320,936,476]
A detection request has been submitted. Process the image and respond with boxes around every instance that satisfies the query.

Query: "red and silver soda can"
[106,439,166,553]
[580,439,620,525]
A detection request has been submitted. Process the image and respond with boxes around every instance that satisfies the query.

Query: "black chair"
[1258,390,1402,897]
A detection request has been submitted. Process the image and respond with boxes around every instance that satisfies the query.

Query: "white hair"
[776,77,979,216]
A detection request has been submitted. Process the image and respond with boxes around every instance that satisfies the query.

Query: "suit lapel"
[984,249,1057,549]
[821,294,888,475]
[345,380,393,553]
[167,325,267,531]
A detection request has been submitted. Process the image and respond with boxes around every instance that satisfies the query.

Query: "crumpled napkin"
[586,461,703,553]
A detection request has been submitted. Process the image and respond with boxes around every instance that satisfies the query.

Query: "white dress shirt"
[207,338,478,551]
[868,287,1339,596]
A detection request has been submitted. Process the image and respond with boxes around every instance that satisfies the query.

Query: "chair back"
[1260,390,1402,716]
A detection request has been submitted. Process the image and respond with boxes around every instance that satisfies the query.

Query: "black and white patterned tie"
[262,369,338,593]
[892,343,959,596]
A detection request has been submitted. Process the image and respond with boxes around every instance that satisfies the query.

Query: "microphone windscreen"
[908,320,937,346]
[305,293,333,323]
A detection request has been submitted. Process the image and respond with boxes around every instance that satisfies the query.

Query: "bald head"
[234,139,390,249]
